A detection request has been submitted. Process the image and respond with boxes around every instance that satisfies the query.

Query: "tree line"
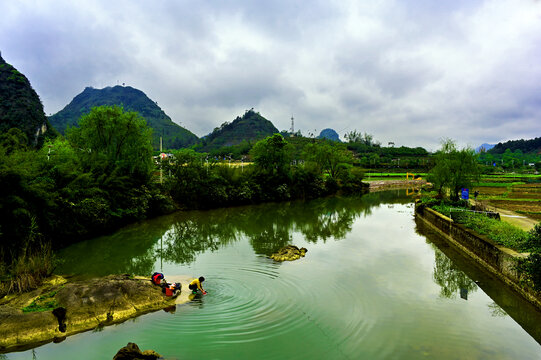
[0,105,367,295]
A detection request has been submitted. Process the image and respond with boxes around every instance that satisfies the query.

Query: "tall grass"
[0,242,56,296]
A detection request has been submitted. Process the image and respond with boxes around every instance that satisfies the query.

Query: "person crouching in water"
[189,276,207,295]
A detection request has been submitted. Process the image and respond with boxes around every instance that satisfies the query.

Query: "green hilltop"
[48,85,198,150]
[196,109,279,152]
[0,53,54,146]
[489,137,541,154]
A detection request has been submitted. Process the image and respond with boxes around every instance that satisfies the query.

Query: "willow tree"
[428,139,480,201]
[66,105,153,180]
[303,141,354,180]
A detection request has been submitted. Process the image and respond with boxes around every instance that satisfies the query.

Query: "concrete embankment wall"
[415,205,541,309]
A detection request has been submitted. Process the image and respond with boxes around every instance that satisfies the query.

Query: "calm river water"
[5,190,541,359]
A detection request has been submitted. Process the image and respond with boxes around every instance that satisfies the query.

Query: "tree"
[250,134,291,175]
[0,128,29,155]
[344,130,378,146]
[66,105,153,180]
[304,141,354,180]
[428,139,480,201]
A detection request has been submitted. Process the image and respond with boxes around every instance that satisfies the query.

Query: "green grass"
[22,290,59,313]
[516,210,541,215]
[431,204,453,217]
[482,174,541,178]
[453,212,531,251]
[473,182,524,187]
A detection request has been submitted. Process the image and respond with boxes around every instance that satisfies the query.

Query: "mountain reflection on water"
[56,190,412,276]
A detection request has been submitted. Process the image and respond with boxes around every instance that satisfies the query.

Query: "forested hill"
[0,53,53,146]
[197,109,279,151]
[489,137,541,154]
[48,85,198,149]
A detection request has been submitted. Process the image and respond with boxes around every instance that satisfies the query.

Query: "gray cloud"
[1,0,540,150]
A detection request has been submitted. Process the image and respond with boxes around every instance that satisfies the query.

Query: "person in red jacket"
[151,272,165,286]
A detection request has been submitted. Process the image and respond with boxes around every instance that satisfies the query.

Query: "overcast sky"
[1,0,540,150]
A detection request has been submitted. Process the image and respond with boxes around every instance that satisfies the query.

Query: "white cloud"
[1,0,540,149]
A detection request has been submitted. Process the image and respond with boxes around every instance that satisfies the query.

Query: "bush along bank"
[415,195,541,307]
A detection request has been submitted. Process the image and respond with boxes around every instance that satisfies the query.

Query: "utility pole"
[160,135,163,184]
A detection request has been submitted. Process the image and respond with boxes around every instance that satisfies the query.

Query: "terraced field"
[473,177,541,222]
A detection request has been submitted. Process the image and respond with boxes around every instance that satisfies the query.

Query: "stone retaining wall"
[415,204,541,309]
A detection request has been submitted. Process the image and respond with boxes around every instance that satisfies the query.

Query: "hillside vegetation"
[489,137,541,154]
[48,86,198,150]
[195,109,279,152]
[0,54,54,147]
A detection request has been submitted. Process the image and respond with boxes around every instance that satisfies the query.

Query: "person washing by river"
[151,272,165,286]
[189,276,207,295]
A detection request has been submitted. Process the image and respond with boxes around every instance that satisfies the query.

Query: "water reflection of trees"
[160,191,413,263]
[160,219,232,264]
[431,245,478,299]
[59,190,413,274]
[487,302,507,317]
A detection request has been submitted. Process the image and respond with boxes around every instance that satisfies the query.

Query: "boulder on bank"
[113,342,162,360]
[0,274,179,352]
[270,245,307,262]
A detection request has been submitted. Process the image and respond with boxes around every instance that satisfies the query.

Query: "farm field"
[473,175,541,223]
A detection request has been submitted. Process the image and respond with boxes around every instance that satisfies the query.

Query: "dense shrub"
[338,167,367,194]
[518,252,541,292]
[527,223,541,251]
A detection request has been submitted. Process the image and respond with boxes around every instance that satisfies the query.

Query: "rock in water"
[113,342,162,359]
[270,245,307,262]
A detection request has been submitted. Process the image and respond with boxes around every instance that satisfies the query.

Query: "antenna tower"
[290,116,294,134]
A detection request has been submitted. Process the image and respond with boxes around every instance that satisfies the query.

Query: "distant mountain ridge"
[489,137,541,154]
[476,143,495,153]
[48,85,198,149]
[0,53,53,146]
[198,109,279,151]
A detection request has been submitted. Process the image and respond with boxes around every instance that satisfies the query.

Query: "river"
[5,190,541,359]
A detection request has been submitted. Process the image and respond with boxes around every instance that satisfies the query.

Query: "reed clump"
[0,242,56,297]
